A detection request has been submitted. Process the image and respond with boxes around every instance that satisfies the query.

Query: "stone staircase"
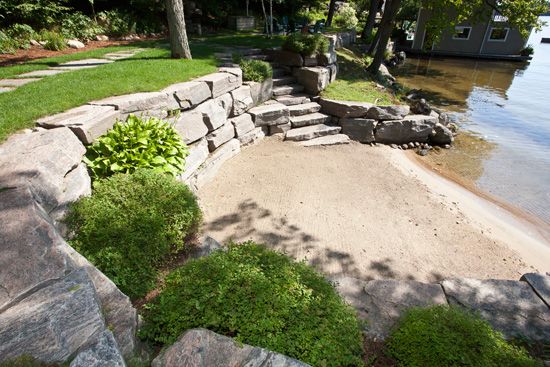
[231,48,349,146]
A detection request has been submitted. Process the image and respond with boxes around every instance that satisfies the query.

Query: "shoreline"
[391,149,550,273]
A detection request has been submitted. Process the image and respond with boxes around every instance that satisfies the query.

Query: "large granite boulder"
[230,113,255,137]
[173,109,209,144]
[188,139,241,190]
[197,72,242,98]
[0,268,105,364]
[430,123,454,145]
[330,276,369,320]
[214,93,234,118]
[327,63,338,83]
[317,50,337,66]
[197,99,228,131]
[374,114,438,144]
[273,50,304,67]
[248,103,290,127]
[245,79,273,105]
[178,138,209,183]
[520,273,550,307]
[70,331,126,367]
[0,128,91,222]
[363,280,448,339]
[319,98,373,118]
[230,85,254,116]
[152,329,310,367]
[36,104,120,145]
[89,92,176,114]
[294,67,330,95]
[206,123,235,152]
[339,118,377,143]
[162,81,211,110]
[441,278,550,341]
[366,105,410,120]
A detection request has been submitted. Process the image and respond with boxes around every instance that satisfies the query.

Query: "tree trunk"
[361,0,380,42]
[326,0,337,27]
[260,0,270,36]
[269,0,273,38]
[246,0,249,16]
[165,0,192,59]
[367,0,401,74]
[367,28,381,54]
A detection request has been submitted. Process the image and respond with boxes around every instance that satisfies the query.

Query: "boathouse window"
[453,26,472,40]
[488,27,509,42]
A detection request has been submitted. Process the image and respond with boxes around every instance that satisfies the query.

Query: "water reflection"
[392,16,550,225]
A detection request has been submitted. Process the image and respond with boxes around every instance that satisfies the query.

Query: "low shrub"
[333,3,359,30]
[61,12,104,41]
[0,30,18,54]
[0,24,36,53]
[282,33,329,56]
[296,8,326,24]
[141,242,365,367]
[84,114,189,180]
[387,305,541,367]
[65,169,202,299]
[97,10,132,37]
[239,59,272,82]
[40,30,66,51]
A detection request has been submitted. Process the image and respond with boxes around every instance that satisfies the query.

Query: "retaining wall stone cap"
[520,273,550,307]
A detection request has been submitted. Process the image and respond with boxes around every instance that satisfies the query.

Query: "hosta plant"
[84,114,188,179]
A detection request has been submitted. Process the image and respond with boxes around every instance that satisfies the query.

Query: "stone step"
[244,54,269,61]
[285,124,341,141]
[287,102,321,116]
[301,134,350,147]
[272,68,288,78]
[273,84,304,96]
[274,94,311,106]
[290,112,332,128]
[272,76,297,87]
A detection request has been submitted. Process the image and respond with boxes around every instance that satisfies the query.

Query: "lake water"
[392,17,550,226]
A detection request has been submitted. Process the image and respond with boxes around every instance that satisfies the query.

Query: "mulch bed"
[363,337,397,367]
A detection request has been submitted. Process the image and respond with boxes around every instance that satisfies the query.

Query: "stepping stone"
[53,58,114,70]
[272,76,297,86]
[0,78,41,87]
[18,69,68,78]
[273,84,304,96]
[274,94,311,106]
[301,134,350,147]
[287,102,321,116]
[290,112,331,128]
[0,87,15,93]
[521,273,550,307]
[442,278,550,341]
[285,124,341,141]
[363,280,448,339]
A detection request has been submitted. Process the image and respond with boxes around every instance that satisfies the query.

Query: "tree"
[362,0,380,42]
[326,0,337,27]
[367,0,401,74]
[165,0,192,59]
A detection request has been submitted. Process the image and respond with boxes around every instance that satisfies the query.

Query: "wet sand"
[197,137,548,282]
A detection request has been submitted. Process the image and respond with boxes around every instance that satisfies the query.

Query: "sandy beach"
[197,136,550,282]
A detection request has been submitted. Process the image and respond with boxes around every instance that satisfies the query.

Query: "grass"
[192,31,285,49]
[321,48,398,105]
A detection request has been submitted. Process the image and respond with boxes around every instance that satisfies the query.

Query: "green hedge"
[141,242,365,367]
[387,305,541,367]
[282,33,329,56]
[65,169,202,299]
[239,59,272,82]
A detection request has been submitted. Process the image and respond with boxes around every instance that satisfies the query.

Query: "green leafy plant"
[520,45,534,57]
[140,242,365,367]
[282,33,329,56]
[387,305,541,367]
[61,12,104,41]
[39,30,66,51]
[97,9,132,37]
[65,169,202,299]
[84,114,189,180]
[333,3,359,30]
[239,59,272,82]
[0,30,18,54]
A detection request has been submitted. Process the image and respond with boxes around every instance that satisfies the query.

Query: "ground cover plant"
[321,48,397,105]
[85,114,188,180]
[65,169,202,299]
[141,242,365,367]
[386,305,541,367]
[282,33,329,56]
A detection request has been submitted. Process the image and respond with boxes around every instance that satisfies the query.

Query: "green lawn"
[321,48,398,105]
[0,34,287,142]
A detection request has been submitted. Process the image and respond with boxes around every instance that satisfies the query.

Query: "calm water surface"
[392,17,550,225]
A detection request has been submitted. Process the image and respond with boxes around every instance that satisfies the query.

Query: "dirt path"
[197,136,541,282]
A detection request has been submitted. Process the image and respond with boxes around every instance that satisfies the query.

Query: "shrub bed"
[140,242,365,367]
[282,33,329,56]
[65,169,202,299]
[387,305,541,367]
[84,114,189,180]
